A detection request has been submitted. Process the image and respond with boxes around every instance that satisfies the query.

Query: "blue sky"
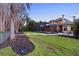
[29,3,79,22]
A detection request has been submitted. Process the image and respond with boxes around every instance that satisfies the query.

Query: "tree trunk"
[10,19,15,40]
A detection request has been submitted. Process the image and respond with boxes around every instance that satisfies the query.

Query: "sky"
[29,3,79,22]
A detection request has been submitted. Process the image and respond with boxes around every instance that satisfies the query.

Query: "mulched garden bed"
[0,32,35,55]
[10,32,35,55]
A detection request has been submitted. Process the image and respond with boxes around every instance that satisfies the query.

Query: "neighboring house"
[43,24,57,33]
[43,18,73,33]
[34,21,48,32]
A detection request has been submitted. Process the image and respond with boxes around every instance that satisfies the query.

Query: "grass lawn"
[0,32,79,56]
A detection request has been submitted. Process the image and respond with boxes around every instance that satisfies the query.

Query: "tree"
[10,3,30,39]
[0,4,11,32]
[0,3,30,40]
[28,20,37,31]
[22,15,31,27]
[73,18,79,39]
[21,19,37,31]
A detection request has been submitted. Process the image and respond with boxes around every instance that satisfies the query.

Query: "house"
[43,17,73,33]
[43,24,57,33]
[34,21,48,32]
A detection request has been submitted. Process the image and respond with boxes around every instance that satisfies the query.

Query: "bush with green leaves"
[73,19,79,39]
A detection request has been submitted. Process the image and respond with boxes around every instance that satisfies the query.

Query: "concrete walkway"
[26,32,74,37]
[57,33,74,37]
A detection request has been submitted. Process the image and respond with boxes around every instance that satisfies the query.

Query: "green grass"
[0,32,79,56]
[26,32,79,56]
[0,47,17,56]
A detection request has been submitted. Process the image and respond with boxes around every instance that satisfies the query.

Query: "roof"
[49,18,64,22]
[64,20,73,25]
[45,24,57,27]
[38,22,48,25]
[50,18,73,25]
[63,18,73,25]
[55,18,63,21]
[49,19,54,22]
